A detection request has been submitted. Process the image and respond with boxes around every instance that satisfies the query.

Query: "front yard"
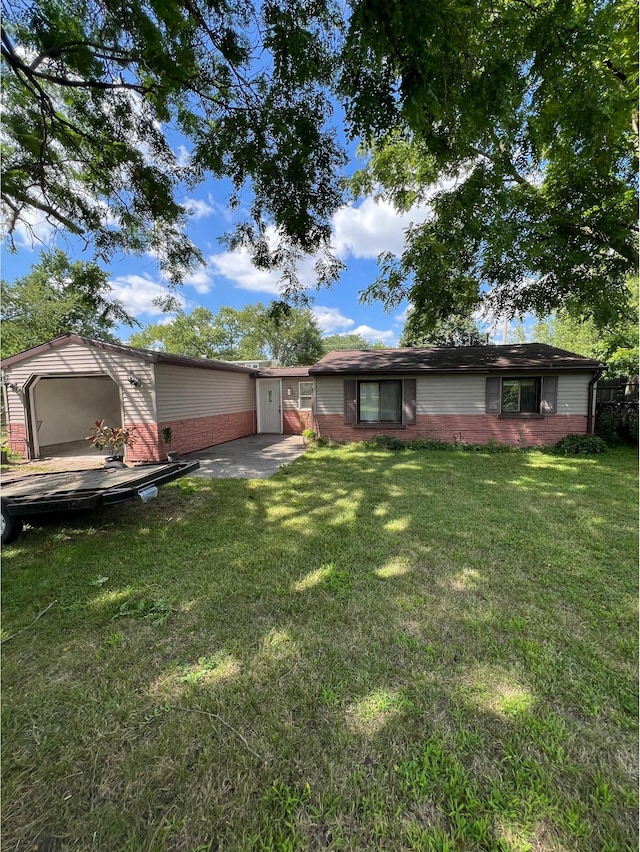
[1,445,637,851]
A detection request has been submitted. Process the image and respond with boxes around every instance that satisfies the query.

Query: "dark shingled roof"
[308,344,605,374]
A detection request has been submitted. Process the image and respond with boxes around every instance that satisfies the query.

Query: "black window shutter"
[344,380,357,425]
[486,377,501,413]
[403,378,416,425]
[541,376,558,413]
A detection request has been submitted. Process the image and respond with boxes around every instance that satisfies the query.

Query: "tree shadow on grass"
[1,447,637,850]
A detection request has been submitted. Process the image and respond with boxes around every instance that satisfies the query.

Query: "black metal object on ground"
[1,460,200,544]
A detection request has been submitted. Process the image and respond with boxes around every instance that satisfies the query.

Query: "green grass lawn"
[2,445,638,851]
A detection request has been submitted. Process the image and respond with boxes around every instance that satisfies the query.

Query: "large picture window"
[358,380,402,423]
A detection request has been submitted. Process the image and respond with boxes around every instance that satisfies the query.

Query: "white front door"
[257,380,282,433]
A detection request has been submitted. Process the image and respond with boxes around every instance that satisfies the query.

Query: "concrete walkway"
[184,434,307,479]
[8,435,307,479]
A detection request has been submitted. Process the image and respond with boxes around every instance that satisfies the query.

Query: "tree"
[321,333,375,352]
[1,249,137,358]
[530,278,639,377]
[1,0,345,284]
[128,301,324,365]
[344,0,638,329]
[399,311,489,347]
[128,307,229,359]
[238,301,324,365]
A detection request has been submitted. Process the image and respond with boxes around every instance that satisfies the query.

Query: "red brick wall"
[6,423,28,458]
[315,414,589,447]
[283,409,313,434]
[126,410,255,463]
[124,422,162,463]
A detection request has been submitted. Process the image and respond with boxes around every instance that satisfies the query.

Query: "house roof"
[308,344,606,375]
[257,366,312,378]
[0,334,259,375]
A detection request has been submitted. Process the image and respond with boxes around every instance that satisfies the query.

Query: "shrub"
[302,428,317,443]
[408,437,455,451]
[368,435,408,451]
[555,434,608,456]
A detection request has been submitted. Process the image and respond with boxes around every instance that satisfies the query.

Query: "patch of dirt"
[2,454,109,479]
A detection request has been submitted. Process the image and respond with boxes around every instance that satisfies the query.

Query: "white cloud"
[2,208,56,251]
[352,324,395,343]
[175,145,191,168]
[332,196,432,260]
[185,197,217,220]
[208,249,283,294]
[207,228,320,295]
[203,192,436,296]
[393,306,411,325]
[312,306,355,334]
[183,267,214,294]
[109,274,185,318]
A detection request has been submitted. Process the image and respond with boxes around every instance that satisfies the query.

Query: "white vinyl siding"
[155,364,254,420]
[315,376,351,415]
[2,342,156,426]
[555,373,591,415]
[416,375,486,415]
[315,372,592,417]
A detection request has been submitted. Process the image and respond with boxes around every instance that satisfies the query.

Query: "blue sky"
[2,151,511,348]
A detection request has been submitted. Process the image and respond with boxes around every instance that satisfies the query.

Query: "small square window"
[501,378,539,413]
[299,381,313,410]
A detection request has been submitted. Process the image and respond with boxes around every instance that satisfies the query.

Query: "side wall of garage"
[154,364,256,457]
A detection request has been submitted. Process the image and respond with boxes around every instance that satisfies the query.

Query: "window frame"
[298,381,313,410]
[357,379,403,425]
[499,376,542,416]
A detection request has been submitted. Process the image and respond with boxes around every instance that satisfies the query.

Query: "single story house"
[308,345,605,447]
[1,337,605,461]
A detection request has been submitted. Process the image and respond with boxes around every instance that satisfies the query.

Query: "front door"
[257,380,282,433]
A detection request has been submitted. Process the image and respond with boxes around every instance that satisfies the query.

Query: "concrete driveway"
[185,434,306,479]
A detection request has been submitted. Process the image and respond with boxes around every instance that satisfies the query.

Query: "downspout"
[587,368,604,434]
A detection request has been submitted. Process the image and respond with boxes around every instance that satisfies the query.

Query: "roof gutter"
[587,367,605,434]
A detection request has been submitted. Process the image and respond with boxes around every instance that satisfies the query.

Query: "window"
[358,380,402,423]
[501,378,539,413]
[299,381,313,410]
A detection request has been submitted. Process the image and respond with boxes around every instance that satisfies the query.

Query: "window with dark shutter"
[486,377,501,413]
[343,379,357,425]
[403,378,416,425]
[540,376,558,413]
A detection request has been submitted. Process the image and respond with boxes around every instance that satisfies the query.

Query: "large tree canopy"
[399,311,489,348]
[2,0,637,323]
[527,277,639,378]
[128,301,324,366]
[0,249,137,358]
[344,0,638,328]
[1,0,345,285]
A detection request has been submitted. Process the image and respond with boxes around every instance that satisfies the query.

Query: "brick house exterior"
[309,345,605,447]
[256,367,314,435]
[1,338,606,462]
